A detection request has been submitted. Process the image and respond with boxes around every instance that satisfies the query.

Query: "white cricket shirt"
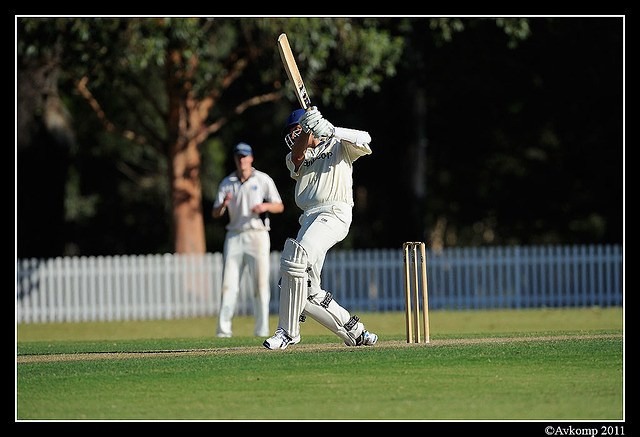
[286,133,372,212]
[214,168,283,231]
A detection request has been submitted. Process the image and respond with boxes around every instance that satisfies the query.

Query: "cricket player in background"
[263,107,378,349]
[213,142,284,338]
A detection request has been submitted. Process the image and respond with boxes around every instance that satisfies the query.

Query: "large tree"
[18,17,403,253]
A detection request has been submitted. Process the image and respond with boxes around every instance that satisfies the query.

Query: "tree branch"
[197,91,281,144]
[75,76,148,146]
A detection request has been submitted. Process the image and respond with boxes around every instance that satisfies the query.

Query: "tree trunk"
[165,48,209,255]
[169,137,206,254]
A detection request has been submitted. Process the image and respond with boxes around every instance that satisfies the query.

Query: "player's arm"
[290,130,311,172]
[288,107,337,172]
[212,192,232,218]
[290,107,334,171]
[252,201,284,214]
[334,127,371,148]
[334,127,372,160]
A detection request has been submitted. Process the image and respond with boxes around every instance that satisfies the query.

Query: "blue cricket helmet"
[282,109,306,136]
[281,109,308,149]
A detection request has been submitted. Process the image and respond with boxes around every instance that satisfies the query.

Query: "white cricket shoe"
[263,328,300,350]
[348,330,378,346]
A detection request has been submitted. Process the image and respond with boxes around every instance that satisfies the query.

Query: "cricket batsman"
[263,107,378,349]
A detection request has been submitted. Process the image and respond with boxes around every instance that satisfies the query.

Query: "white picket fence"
[16,245,623,324]
[16,253,281,324]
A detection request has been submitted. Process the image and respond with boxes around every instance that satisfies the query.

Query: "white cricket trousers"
[217,229,271,337]
[277,202,366,344]
[296,202,352,293]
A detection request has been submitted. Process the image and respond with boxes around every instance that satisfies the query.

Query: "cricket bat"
[277,33,311,110]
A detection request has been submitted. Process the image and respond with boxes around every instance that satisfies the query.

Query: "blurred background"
[16,17,623,258]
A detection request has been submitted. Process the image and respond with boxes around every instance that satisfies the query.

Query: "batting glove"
[312,118,335,139]
[299,107,323,133]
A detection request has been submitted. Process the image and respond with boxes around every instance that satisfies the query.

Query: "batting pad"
[278,238,309,338]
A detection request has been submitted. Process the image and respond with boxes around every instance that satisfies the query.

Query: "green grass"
[16,308,624,421]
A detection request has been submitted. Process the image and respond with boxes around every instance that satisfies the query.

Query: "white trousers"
[296,203,352,296]
[217,229,271,337]
[279,202,364,343]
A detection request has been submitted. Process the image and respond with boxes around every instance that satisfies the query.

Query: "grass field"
[16,308,624,421]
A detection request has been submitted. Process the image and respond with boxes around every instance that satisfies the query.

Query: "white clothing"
[278,130,371,343]
[217,229,271,337]
[214,168,282,231]
[214,168,282,337]
[285,135,371,211]
[285,132,371,298]
[297,202,351,286]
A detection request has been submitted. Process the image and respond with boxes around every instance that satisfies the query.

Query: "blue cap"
[285,109,306,129]
[282,109,306,136]
[233,142,253,156]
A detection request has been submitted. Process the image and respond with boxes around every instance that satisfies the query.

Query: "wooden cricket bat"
[277,33,311,110]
